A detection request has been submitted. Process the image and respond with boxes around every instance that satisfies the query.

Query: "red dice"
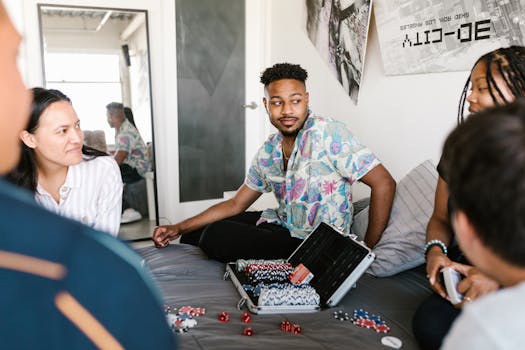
[241,312,251,323]
[281,320,301,334]
[218,311,230,322]
[243,327,254,336]
[280,320,292,332]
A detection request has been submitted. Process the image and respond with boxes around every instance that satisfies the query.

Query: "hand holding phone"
[440,267,464,305]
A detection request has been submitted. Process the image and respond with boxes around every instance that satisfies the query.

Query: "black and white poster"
[374,0,525,75]
[306,0,373,104]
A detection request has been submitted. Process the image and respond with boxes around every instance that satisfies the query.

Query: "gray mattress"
[137,244,431,350]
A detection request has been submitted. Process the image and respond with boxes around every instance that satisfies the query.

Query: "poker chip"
[369,314,385,324]
[374,324,391,333]
[173,327,188,333]
[354,318,375,329]
[333,310,349,321]
[381,336,402,349]
[350,308,390,333]
[353,309,369,319]
[258,283,319,306]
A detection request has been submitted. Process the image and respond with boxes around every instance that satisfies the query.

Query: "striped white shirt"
[35,156,123,237]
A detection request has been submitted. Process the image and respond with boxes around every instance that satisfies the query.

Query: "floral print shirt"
[245,112,380,239]
[115,118,150,177]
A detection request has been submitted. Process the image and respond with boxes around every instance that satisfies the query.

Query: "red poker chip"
[354,318,375,329]
[374,324,391,333]
[353,319,366,326]
[362,319,375,328]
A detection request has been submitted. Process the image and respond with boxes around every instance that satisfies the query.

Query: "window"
[45,53,122,145]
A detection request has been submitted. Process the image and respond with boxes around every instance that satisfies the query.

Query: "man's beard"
[280,118,306,137]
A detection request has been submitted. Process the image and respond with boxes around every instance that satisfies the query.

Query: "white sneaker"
[121,208,142,224]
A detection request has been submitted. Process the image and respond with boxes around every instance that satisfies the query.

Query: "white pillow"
[352,160,438,277]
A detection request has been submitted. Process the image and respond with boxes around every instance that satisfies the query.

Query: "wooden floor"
[118,218,157,242]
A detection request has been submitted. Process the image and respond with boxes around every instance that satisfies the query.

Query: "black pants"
[119,164,143,184]
[180,211,302,263]
[412,245,468,350]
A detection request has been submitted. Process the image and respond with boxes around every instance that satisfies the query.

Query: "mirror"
[38,5,158,240]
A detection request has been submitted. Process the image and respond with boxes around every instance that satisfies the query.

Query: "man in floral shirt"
[153,63,395,262]
[106,102,150,181]
[107,102,150,221]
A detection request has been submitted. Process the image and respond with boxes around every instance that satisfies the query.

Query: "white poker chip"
[381,336,402,349]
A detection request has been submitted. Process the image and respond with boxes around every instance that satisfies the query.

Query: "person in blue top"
[0,2,176,348]
[153,62,396,262]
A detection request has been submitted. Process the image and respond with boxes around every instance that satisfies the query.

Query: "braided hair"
[458,46,525,123]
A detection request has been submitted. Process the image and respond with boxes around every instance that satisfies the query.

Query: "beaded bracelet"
[424,239,448,257]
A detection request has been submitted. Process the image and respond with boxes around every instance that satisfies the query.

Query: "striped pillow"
[353,160,438,277]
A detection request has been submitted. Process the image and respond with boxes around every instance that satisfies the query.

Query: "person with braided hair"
[413,46,525,350]
[457,46,525,121]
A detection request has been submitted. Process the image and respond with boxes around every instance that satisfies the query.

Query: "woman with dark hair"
[413,46,525,350]
[123,106,137,128]
[7,87,123,236]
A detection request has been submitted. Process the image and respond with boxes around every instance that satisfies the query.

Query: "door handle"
[242,101,258,109]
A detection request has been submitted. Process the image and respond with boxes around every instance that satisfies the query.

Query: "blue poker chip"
[353,309,369,319]
[369,314,386,325]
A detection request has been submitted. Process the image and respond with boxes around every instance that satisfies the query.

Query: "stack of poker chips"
[242,282,267,297]
[258,283,320,306]
[236,259,287,272]
[350,309,391,333]
[246,262,293,284]
[333,310,350,321]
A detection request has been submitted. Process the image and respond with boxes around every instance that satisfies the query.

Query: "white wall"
[269,1,468,196]
[8,0,475,221]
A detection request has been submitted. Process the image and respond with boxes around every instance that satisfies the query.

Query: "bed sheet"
[138,244,431,350]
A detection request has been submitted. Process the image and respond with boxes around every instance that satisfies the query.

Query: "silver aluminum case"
[226,222,375,313]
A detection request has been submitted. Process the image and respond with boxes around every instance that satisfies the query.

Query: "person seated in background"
[153,62,396,262]
[124,106,137,128]
[0,2,176,348]
[440,101,525,349]
[413,46,525,350]
[106,102,151,223]
[7,88,122,237]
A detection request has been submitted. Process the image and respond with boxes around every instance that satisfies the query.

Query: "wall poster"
[374,0,525,75]
[306,0,373,104]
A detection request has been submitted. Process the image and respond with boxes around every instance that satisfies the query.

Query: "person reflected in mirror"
[153,62,396,262]
[106,102,151,223]
[7,88,122,237]
[124,106,137,127]
[0,2,176,348]
[413,46,525,350]
[440,101,525,349]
